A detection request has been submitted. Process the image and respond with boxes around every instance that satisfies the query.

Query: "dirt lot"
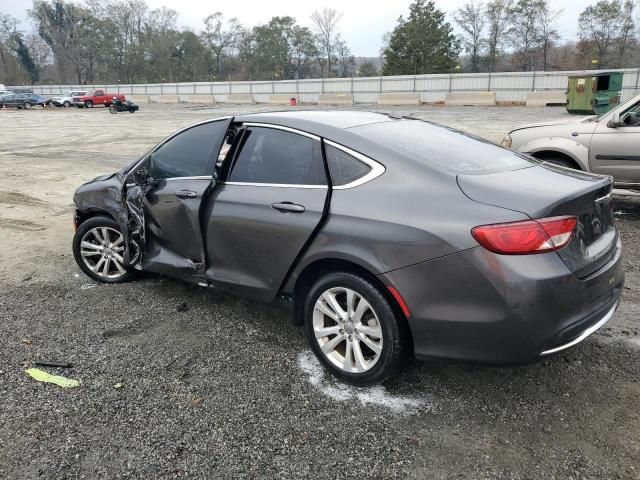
[0,104,639,479]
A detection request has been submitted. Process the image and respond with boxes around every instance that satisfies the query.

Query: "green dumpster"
[566,71,623,115]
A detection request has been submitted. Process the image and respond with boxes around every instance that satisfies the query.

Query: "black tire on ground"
[303,271,408,386]
[63,101,71,107]
[72,215,136,284]
[109,105,118,114]
[85,100,93,108]
[129,109,135,113]
[23,102,32,109]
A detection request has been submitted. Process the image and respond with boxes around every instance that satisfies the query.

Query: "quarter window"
[228,127,325,185]
[325,144,372,186]
[149,121,228,179]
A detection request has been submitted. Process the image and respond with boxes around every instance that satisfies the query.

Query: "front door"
[139,118,232,281]
[203,124,329,302]
[590,98,640,184]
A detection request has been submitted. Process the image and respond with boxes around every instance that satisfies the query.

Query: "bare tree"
[578,0,623,66]
[201,12,240,79]
[454,1,486,72]
[507,0,544,71]
[485,0,511,72]
[335,36,355,77]
[538,3,561,70]
[310,8,343,77]
[618,0,636,65]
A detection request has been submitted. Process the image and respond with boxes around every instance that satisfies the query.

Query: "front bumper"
[379,239,624,364]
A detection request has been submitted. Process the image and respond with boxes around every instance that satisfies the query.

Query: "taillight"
[471,216,577,255]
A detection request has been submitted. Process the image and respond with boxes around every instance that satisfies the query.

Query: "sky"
[1,0,587,57]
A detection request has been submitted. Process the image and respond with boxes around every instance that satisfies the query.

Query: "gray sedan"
[72,111,623,384]
[502,93,640,187]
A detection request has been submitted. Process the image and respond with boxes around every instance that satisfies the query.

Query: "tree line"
[447,0,639,74]
[0,0,638,86]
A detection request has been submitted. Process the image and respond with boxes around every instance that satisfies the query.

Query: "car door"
[590,98,640,184]
[202,124,329,302]
[93,89,105,105]
[128,118,233,282]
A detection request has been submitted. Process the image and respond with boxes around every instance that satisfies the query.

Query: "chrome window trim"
[164,176,212,181]
[540,301,618,356]
[242,122,321,141]
[223,181,327,189]
[324,139,386,190]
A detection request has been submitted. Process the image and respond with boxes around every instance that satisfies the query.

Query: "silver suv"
[502,93,640,187]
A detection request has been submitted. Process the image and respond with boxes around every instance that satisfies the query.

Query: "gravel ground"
[0,104,639,479]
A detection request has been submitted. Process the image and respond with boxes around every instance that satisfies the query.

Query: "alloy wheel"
[80,226,127,279]
[312,287,384,373]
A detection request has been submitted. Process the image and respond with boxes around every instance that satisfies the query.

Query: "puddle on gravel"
[297,350,430,415]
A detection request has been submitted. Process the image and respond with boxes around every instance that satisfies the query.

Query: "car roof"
[235,110,396,130]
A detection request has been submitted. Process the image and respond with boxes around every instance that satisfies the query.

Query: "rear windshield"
[352,120,537,174]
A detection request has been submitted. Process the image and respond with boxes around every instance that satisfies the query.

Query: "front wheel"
[23,102,32,109]
[303,272,408,385]
[72,216,135,284]
[109,105,118,114]
[84,100,93,108]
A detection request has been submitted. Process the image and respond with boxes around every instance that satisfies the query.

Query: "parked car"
[50,90,87,107]
[502,92,640,187]
[0,93,46,109]
[10,87,34,94]
[72,111,623,384]
[73,89,125,108]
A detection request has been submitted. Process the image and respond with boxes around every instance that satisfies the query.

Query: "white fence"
[15,68,640,104]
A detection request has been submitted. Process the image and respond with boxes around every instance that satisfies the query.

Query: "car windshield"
[353,119,537,174]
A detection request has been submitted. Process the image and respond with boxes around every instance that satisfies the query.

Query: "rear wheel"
[535,154,580,170]
[63,101,71,107]
[109,105,118,114]
[23,102,32,109]
[303,272,407,385]
[72,216,135,284]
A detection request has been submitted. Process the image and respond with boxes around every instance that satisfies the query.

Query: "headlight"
[500,135,512,148]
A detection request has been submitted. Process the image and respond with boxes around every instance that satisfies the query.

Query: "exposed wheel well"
[290,258,414,353]
[531,151,582,170]
[75,209,116,228]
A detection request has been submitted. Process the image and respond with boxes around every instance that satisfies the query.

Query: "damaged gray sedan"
[73,111,623,384]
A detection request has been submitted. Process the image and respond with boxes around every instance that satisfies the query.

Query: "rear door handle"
[176,190,199,198]
[271,202,305,213]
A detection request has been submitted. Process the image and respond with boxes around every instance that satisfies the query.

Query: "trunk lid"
[458,164,616,278]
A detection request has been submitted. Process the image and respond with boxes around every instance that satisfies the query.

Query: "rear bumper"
[539,301,618,355]
[379,239,624,364]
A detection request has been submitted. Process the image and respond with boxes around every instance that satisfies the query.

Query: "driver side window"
[149,121,229,179]
[623,102,640,127]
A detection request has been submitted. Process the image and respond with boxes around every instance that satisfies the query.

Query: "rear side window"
[149,121,228,179]
[228,127,325,185]
[325,144,371,186]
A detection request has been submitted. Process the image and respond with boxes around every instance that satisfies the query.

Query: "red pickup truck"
[73,89,126,108]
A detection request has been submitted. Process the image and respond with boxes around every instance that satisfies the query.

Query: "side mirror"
[608,111,623,128]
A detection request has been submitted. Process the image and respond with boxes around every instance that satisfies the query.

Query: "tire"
[23,102,32,110]
[72,216,135,284]
[542,157,578,170]
[63,101,71,107]
[84,100,93,108]
[303,272,408,385]
[109,105,118,114]
[128,108,135,113]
